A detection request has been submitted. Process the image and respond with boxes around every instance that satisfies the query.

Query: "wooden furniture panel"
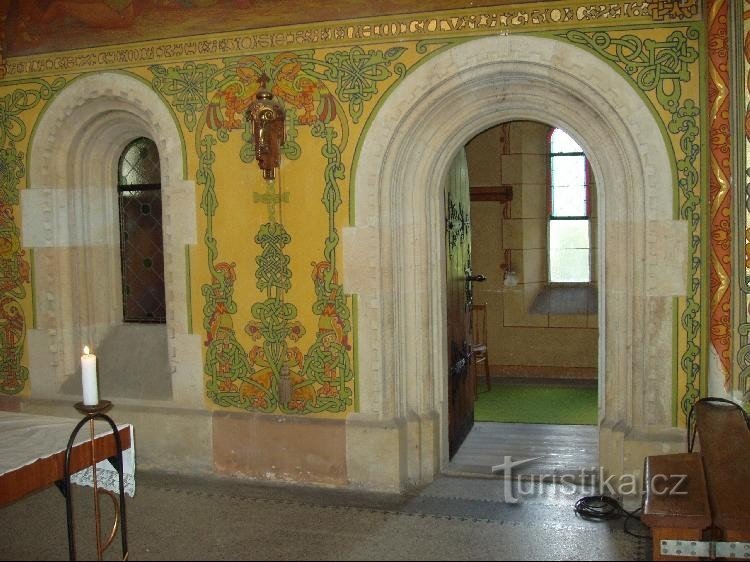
[642,452,711,561]
[694,400,750,542]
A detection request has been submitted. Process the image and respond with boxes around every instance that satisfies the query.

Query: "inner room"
[450,120,599,480]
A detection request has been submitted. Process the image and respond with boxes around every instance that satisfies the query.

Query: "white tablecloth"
[0,411,136,497]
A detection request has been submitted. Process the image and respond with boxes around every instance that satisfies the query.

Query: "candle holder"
[63,400,128,561]
[73,400,112,416]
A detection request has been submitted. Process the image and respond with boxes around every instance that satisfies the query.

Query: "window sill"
[529,284,597,315]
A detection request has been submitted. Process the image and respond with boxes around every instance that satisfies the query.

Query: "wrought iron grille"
[117,137,166,323]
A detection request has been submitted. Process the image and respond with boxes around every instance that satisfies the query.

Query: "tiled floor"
[0,469,650,561]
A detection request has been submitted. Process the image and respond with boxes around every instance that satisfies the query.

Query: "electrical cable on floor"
[574,495,651,539]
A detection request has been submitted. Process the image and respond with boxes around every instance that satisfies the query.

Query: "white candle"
[81,346,98,406]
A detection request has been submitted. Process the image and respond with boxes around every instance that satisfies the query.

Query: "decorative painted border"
[647,0,701,22]
[707,0,732,390]
[2,2,668,81]
[560,25,704,424]
[0,77,67,395]
[737,1,750,398]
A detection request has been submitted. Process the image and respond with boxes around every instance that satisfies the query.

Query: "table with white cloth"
[0,410,135,507]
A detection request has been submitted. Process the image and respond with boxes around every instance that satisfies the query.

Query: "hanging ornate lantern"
[245,74,286,180]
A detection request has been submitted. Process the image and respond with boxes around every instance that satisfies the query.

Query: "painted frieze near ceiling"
[0,0,546,58]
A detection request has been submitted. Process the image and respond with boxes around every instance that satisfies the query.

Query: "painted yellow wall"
[0,1,709,428]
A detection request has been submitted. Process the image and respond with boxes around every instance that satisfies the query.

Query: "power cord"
[574,495,651,539]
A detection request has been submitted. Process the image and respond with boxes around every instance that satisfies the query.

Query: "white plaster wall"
[345,34,686,493]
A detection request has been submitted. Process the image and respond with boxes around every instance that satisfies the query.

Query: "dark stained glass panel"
[118,138,166,323]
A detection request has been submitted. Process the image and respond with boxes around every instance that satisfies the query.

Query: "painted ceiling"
[0,0,541,58]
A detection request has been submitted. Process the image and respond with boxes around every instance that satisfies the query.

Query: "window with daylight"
[548,128,591,283]
[118,137,166,322]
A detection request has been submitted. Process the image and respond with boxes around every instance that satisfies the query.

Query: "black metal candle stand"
[62,400,129,561]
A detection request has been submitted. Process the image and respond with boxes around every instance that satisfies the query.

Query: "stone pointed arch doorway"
[345,34,687,494]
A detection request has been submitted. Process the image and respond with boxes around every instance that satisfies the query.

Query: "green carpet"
[474,382,597,425]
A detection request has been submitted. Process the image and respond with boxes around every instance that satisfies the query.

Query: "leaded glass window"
[118,137,166,322]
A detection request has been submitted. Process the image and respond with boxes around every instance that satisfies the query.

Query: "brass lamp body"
[245,80,286,180]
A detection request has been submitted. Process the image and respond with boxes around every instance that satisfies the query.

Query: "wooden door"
[445,148,475,458]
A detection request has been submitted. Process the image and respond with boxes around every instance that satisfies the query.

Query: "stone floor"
[0,466,651,561]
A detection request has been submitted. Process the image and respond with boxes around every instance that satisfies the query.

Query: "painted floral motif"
[162,47,410,414]
[706,0,732,390]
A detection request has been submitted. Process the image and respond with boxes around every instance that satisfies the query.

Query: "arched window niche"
[22,73,200,409]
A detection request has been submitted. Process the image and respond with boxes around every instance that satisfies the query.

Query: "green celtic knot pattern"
[564,30,698,113]
[151,62,220,131]
[0,147,24,207]
[562,28,703,421]
[0,78,64,395]
[255,222,292,294]
[306,46,407,123]
[179,46,410,414]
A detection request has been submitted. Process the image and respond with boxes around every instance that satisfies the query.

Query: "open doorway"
[448,120,599,481]
[347,33,678,492]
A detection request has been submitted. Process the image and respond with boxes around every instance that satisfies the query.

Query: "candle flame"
[83,346,90,355]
